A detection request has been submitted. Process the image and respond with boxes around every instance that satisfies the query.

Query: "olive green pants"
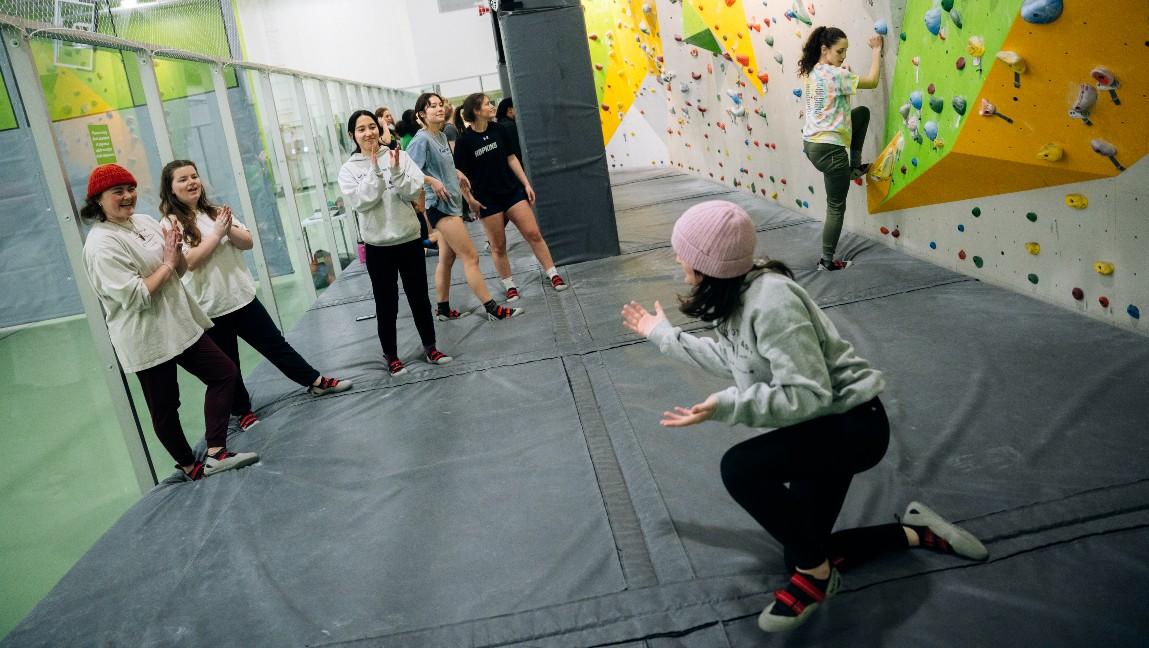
[803,106,870,261]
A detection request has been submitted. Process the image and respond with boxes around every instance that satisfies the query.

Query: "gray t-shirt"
[407,129,463,216]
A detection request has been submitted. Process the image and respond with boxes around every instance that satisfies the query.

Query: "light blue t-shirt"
[406,129,463,216]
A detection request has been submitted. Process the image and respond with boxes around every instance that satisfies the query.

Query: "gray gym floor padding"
[6,169,1149,646]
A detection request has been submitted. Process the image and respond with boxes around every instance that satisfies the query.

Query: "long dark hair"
[457,92,487,129]
[160,159,219,248]
[346,109,381,154]
[394,109,420,137]
[496,97,514,121]
[798,26,847,77]
[678,260,794,323]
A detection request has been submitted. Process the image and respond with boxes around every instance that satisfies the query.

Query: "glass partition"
[0,36,152,639]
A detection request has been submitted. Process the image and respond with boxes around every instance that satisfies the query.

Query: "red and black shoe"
[238,411,260,431]
[436,308,470,321]
[550,274,569,292]
[308,376,352,396]
[180,461,206,481]
[486,304,525,321]
[387,357,408,376]
[817,258,853,272]
[757,568,841,633]
[505,286,521,302]
[425,348,453,365]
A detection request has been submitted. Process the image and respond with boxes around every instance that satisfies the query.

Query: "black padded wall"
[498,1,620,265]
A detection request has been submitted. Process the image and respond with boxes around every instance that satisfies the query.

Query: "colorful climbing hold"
[891,229,901,238]
[874,20,888,35]
[899,32,907,41]
[1025,242,1041,255]
[972,207,981,217]
[1026,212,1038,222]
[880,226,890,235]
[1037,143,1063,162]
[1027,273,1039,284]
[956,56,966,70]
[808,185,815,193]
[1094,261,1115,275]
[1071,287,1084,300]
[1021,0,1063,25]
[1065,194,1089,209]
[958,249,967,260]
[929,241,938,249]
[958,224,965,232]
[1128,305,1141,319]
[972,256,984,268]
[1099,296,1110,308]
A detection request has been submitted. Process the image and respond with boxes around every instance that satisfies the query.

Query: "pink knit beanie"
[671,200,756,278]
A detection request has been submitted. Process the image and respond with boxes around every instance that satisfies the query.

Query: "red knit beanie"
[671,200,757,278]
[86,164,137,200]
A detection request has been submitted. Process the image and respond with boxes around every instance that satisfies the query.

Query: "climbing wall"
[581,0,1148,334]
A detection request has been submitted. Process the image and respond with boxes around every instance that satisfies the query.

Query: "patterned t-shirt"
[802,63,859,147]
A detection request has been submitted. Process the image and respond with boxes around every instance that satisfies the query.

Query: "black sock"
[850,149,862,169]
[483,299,499,314]
[437,301,450,314]
[423,344,437,355]
[771,570,832,618]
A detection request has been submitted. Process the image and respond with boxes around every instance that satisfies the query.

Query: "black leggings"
[720,396,908,572]
[365,238,436,358]
[208,298,321,415]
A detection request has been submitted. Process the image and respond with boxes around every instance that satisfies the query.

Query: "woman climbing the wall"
[452,93,568,302]
[798,26,884,271]
[620,200,988,633]
[338,110,453,376]
[406,91,524,322]
[160,160,352,419]
[81,163,258,481]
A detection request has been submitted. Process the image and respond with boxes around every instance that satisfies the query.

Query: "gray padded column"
[498,1,620,264]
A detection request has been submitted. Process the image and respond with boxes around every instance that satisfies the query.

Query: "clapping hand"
[621,300,667,337]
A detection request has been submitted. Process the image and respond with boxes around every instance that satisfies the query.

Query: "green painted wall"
[0,67,15,131]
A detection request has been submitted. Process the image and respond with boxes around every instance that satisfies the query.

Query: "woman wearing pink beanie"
[622,200,987,633]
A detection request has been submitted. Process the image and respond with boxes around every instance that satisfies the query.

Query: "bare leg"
[480,212,512,280]
[505,200,555,270]
[434,232,457,303]
[434,216,492,303]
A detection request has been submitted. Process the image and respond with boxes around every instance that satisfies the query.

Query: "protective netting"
[0,0,234,59]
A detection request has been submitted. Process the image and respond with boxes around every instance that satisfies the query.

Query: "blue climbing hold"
[1021,0,1063,25]
[957,224,965,232]
[924,121,939,140]
[874,20,888,35]
[910,91,923,110]
[792,88,802,98]
[1129,304,1142,319]
[929,241,938,249]
[924,7,943,35]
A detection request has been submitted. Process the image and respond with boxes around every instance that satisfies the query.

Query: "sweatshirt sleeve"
[338,160,384,212]
[392,152,426,203]
[710,289,833,428]
[646,319,735,379]
[84,237,153,313]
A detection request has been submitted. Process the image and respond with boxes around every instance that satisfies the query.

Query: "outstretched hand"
[621,299,666,337]
[660,395,718,428]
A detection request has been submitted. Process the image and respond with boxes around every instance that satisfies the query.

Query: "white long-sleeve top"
[646,269,885,428]
[338,150,425,247]
[163,211,257,318]
[82,214,213,373]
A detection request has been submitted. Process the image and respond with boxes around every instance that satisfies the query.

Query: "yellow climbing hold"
[1037,143,1063,162]
[1065,193,1089,209]
[1094,261,1115,275]
[1025,242,1041,255]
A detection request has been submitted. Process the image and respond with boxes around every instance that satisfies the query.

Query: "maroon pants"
[135,334,238,467]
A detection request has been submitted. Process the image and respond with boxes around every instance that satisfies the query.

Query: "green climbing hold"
[899,32,907,41]
[769,176,776,182]
[808,185,815,194]
[1027,273,1039,284]
[972,256,984,268]
[1026,212,1038,222]
[941,0,955,11]
[795,199,803,207]
[972,207,981,217]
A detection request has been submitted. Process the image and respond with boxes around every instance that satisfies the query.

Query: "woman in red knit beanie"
[80,163,258,482]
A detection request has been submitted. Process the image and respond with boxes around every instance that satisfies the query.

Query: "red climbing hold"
[780,178,787,185]
[737,54,751,67]
[758,72,770,84]
[1099,296,1110,308]
[1072,287,1084,300]
[891,229,901,238]
[880,226,890,235]
[958,249,967,260]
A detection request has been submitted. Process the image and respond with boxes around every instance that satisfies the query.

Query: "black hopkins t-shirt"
[453,122,521,201]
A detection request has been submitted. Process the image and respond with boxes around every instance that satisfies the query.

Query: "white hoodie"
[338,149,425,246]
